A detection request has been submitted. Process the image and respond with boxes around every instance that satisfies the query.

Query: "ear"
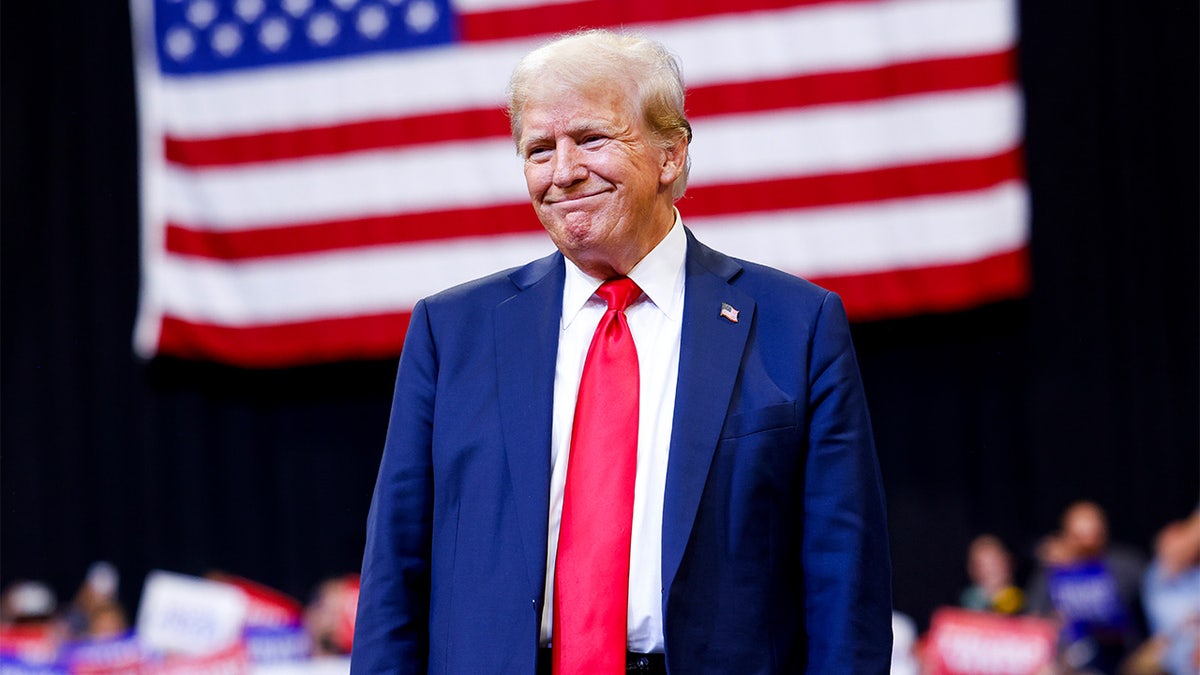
[658,135,689,187]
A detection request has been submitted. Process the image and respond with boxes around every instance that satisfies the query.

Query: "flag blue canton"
[154,0,458,75]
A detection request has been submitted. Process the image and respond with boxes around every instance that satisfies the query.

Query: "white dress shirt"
[539,214,687,653]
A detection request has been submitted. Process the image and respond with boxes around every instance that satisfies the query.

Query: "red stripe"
[164,108,512,168]
[153,248,1029,366]
[457,0,872,43]
[165,148,1022,260]
[687,51,1015,118]
[818,247,1030,320]
[163,50,1015,168]
[157,312,413,368]
[682,147,1024,218]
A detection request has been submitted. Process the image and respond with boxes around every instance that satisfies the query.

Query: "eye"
[581,134,607,146]
[524,144,551,161]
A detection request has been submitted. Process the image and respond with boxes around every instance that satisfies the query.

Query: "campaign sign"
[244,625,311,664]
[61,633,145,674]
[135,570,248,656]
[0,654,67,675]
[1047,561,1128,639]
[0,625,59,664]
[141,642,248,675]
[209,574,303,629]
[925,607,1058,675]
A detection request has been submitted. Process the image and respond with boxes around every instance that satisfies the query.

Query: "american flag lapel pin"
[720,302,739,323]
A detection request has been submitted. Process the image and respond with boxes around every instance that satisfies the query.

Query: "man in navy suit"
[351,29,892,674]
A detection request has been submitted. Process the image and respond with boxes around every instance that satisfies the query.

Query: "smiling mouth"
[549,191,606,205]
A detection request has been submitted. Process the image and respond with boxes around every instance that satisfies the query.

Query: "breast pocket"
[719,401,799,440]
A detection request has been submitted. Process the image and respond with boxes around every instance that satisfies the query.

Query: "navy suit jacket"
[351,230,892,674]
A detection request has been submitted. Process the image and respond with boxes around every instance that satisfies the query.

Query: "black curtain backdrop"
[3,2,1196,632]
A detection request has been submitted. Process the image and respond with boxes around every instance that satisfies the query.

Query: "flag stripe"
[166,148,1022,260]
[154,247,1027,368]
[160,85,1020,230]
[457,0,856,42]
[153,181,1025,326]
[158,312,415,368]
[163,49,1015,168]
[822,247,1029,319]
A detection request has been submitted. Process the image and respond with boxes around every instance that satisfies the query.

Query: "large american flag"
[131,0,1027,368]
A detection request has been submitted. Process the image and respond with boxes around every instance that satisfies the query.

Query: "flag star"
[164,26,196,61]
[356,6,389,40]
[234,0,265,23]
[258,16,290,51]
[186,0,218,29]
[211,22,244,57]
[405,0,439,33]
[332,0,360,10]
[282,0,313,19]
[307,11,340,46]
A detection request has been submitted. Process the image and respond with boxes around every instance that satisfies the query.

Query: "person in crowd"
[1027,500,1148,674]
[0,580,63,660]
[305,575,359,657]
[1121,509,1200,675]
[0,581,57,628]
[62,561,127,641]
[961,534,1025,615]
[351,28,892,675]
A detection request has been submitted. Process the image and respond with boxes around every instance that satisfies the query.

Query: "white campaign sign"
[136,570,248,655]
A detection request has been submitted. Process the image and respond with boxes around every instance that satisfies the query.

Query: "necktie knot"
[596,277,642,312]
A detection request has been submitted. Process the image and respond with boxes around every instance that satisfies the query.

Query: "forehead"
[519,78,640,134]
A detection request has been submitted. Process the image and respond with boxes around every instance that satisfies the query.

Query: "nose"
[551,140,587,188]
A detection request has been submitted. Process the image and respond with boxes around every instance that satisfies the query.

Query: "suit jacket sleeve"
[802,292,892,673]
[351,299,437,675]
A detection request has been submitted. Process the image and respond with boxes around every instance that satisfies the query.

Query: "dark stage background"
[3,2,1197,632]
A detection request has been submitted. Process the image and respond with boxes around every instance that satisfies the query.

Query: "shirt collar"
[561,210,687,329]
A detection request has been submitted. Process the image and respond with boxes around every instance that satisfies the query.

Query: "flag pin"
[720,302,739,323]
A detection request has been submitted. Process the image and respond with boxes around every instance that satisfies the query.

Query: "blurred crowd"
[3,501,1196,674]
[0,564,360,673]
[892,502,1200,675]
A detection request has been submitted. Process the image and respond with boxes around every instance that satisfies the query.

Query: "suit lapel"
[495,252,564,602]
[661,232,755,596]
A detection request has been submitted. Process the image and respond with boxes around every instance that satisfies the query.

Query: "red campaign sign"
[206,573,303,628]
[925,607,1058,675]
[0,624,60,663]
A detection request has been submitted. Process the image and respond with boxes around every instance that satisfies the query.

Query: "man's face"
[517,78,682,278]
[1063,505,1108,559]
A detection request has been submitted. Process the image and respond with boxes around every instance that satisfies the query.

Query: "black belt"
[537,648,666,674]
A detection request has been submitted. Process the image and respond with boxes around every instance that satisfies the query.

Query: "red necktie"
[553,277,642,675]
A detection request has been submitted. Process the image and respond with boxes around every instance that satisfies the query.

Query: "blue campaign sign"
[1047,560,1129,637]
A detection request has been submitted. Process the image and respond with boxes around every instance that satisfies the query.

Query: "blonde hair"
[506,29,692,198]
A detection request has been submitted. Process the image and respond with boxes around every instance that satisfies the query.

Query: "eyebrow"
[522,118,621,149]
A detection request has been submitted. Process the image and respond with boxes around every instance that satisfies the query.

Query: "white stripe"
[163,85,1019,229]
[689,84,1021,185]
[452,0,584,12]
[156,0,1015,137]
[642,0,1014,86]
[689,179,1028,276]
[156,182,1026,324]
[157,232,558,325]
[163,137,528,228]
